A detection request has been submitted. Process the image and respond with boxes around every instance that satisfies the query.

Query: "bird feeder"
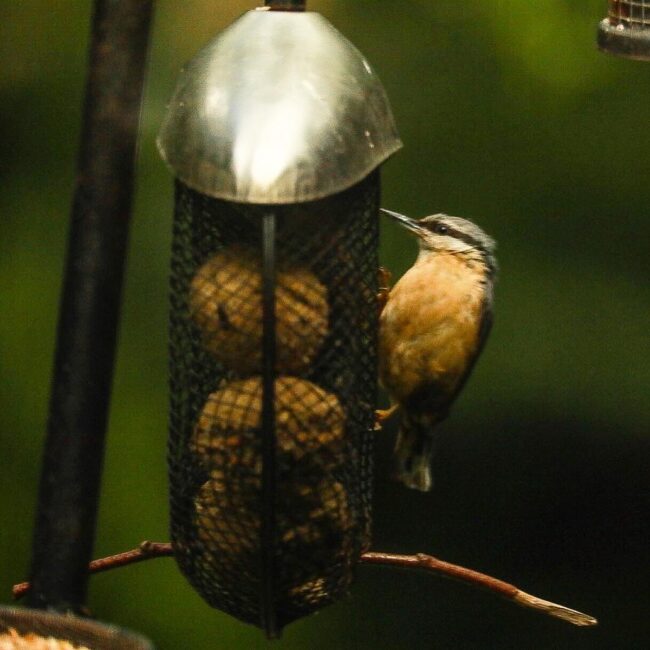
[0,607,152,650]
[598,0,650,60]
[158,5,401,636]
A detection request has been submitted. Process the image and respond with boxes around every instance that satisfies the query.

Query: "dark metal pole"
[27,0,154,612]
[265,0,306,11]
[260,212,279,638]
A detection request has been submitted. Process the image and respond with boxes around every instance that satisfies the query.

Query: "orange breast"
[379,253,486,404]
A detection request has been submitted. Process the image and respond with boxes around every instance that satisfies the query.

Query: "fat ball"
[188,248,329,375]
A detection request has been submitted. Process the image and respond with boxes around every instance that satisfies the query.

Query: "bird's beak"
[380,208,426,237]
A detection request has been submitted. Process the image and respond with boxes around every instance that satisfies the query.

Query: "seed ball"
[310,478,355,534]
[277,478,356,606]
[194,472,354,591]
[188,248,329,375]
[279,479,353,548]
[190,376,346,472]
[288,577,328,605]
[195,475,259,557]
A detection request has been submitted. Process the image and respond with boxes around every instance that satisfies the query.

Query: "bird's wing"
[448,288,494,404]
[403,288,494,421]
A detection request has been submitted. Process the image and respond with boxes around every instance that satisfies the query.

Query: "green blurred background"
[1,1,649,648]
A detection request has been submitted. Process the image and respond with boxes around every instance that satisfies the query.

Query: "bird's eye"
[433,223,448,235]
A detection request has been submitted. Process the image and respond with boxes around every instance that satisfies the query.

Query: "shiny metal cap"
[158,10,402,204]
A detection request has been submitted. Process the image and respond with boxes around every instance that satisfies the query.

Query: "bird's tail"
[394,413,436,492]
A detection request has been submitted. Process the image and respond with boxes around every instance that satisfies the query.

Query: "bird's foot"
[374,404,399,430]
[377,266,392,315]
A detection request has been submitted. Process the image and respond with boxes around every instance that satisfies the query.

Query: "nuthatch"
[378,209,497,492]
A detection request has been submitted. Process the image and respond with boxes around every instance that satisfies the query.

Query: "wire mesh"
[607,0,650,28]
[168,173,379,630]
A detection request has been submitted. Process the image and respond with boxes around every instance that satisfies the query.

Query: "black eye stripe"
[424,222,482,249]
[450,229,483,249]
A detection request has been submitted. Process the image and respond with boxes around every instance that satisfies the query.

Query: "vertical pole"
[265,0,306,11]
[27,0,154,612]
[261,212,279,637]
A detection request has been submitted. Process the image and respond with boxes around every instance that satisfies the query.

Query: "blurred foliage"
[1,1,649,648]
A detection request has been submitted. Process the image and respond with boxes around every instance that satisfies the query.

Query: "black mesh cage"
[168,171,380,632]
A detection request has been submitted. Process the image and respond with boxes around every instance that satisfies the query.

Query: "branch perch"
[359,552,596,627]
[13,542,173,600]
[12,542,596,627]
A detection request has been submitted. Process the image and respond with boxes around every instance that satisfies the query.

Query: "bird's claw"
[374,405,398,430]
[377,266,392,315]
[378,266,392,287]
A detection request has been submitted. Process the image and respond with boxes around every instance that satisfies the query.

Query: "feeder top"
[158,10,402,204]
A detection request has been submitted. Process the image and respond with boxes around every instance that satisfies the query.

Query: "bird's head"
[381,209,497,275]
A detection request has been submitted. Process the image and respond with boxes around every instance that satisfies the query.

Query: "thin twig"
[12,541,173,600]
[359,552,597,627]
[12,543,597,627]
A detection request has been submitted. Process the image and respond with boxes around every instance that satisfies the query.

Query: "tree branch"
[12,541,173,600]
[12,543,596,627]
[359,552,597,627]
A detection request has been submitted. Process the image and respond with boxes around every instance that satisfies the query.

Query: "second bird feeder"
[158,7,401,635]
[598,0,650,59]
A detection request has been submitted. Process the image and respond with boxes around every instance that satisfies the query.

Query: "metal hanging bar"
[265,0,306,11]
[27,0,154,612]
[260,212,279,638]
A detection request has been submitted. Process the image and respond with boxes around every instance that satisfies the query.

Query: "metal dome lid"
[157,9,402,204]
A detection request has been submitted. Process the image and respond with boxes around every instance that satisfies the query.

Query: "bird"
[377,208,497,492]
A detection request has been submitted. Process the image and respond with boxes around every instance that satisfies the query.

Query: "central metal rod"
[27,0,153,612]
[261,212,279,638]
